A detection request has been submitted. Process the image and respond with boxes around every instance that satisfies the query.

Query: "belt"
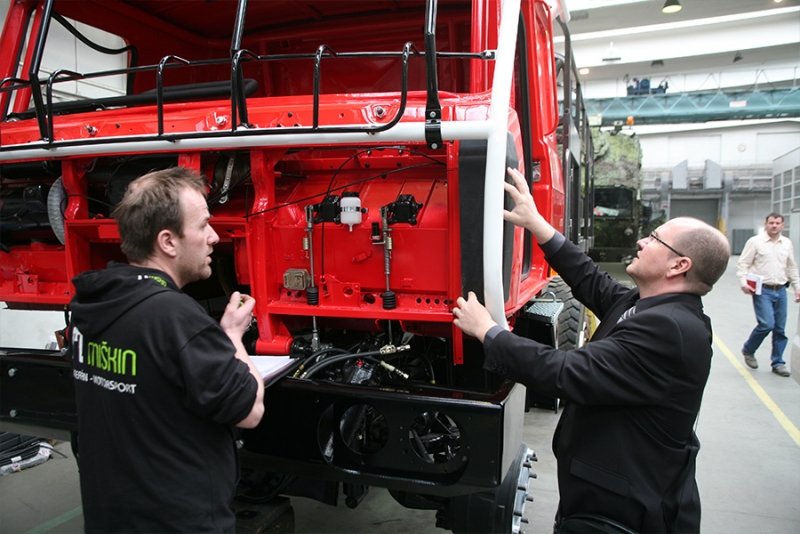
[762,283,786,290]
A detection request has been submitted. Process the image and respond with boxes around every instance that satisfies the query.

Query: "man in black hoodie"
[69,167,264,533]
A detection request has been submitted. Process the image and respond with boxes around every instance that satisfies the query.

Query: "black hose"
[301,352,383,379]
[292,346,349,377]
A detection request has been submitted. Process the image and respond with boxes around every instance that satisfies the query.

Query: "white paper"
[249,355,296,383]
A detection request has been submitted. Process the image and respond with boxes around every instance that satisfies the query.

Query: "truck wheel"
[46,177,67,245]
[546,276,588,349]
[437,445,536,534]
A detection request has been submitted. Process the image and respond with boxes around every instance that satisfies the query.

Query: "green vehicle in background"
[589,129,662,264]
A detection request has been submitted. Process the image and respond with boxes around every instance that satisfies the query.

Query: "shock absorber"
[303,205,319,306]
[379,206,396,310]
[304,205,320,351]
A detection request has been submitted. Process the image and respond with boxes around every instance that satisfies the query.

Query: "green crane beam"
[585,87,800,126]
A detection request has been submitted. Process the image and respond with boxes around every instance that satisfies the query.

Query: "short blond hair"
[112,167,207,263]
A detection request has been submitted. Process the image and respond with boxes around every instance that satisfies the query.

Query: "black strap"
[555,513,638,534]
[661,433,701,532]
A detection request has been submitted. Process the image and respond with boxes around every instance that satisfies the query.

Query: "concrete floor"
[1,257,799,533]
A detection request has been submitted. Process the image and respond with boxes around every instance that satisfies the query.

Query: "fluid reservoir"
[340,191,362,231]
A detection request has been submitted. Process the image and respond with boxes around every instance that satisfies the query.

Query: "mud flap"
[513,297,563,412]
[0,349,76,440]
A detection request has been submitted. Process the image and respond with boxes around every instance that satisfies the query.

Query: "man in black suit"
[453,168,730,533]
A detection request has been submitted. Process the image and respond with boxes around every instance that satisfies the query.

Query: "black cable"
[382,351,435,383]
[206,162,251,206]
[246,160,445,218]
[301,352,384,379]
[0,438,42,465]
[15,150,445,220]
[292,346,349,377]
[39,442,69,459]
[318,146,414,275]
[311,347,349,363]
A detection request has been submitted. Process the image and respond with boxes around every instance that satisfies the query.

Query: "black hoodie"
[70,262,257,533]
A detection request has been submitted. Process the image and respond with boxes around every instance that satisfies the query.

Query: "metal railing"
[0,0,490,152]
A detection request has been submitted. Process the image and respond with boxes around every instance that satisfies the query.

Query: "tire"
[545,276,588,349]
[436,444,536,534]
[47,177,67,245]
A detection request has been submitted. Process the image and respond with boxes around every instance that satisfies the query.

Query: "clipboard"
[249,355,302,388]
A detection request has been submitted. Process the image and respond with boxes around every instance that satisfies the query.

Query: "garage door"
[670,199,719,227]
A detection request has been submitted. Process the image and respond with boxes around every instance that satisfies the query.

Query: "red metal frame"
[0,0,566,363]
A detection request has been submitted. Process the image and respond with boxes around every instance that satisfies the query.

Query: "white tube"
[482,0,521,331]
[0,121,494,163]
[547,0,570,23]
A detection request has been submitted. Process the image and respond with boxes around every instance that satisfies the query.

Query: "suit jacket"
[484,237,711,533]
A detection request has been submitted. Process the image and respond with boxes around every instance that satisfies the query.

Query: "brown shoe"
[743,352,758,369]
[772,364,790,377]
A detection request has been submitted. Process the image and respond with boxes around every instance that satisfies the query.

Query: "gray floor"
[2,257,799,533]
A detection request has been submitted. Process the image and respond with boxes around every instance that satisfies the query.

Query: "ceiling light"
[662,0,682,14]
[602,41,621,62]
[579,68,590,75]
[651,60,664,67]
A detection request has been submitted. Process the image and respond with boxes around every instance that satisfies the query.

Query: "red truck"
[0,0,593,531]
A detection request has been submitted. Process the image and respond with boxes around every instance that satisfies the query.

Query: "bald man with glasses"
[453,168,730,534]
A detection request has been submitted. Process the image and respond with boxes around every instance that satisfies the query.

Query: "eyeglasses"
[648,231,686,257]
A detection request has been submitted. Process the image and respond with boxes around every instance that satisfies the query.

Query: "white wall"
[636,120,800,169]
[632,120,799,252]
[42,18,127,100]
[728,197,773,234]
[582,63,800,100]
[0,0,126,101]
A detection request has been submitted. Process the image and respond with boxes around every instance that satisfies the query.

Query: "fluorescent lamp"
[662,0,682,14]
